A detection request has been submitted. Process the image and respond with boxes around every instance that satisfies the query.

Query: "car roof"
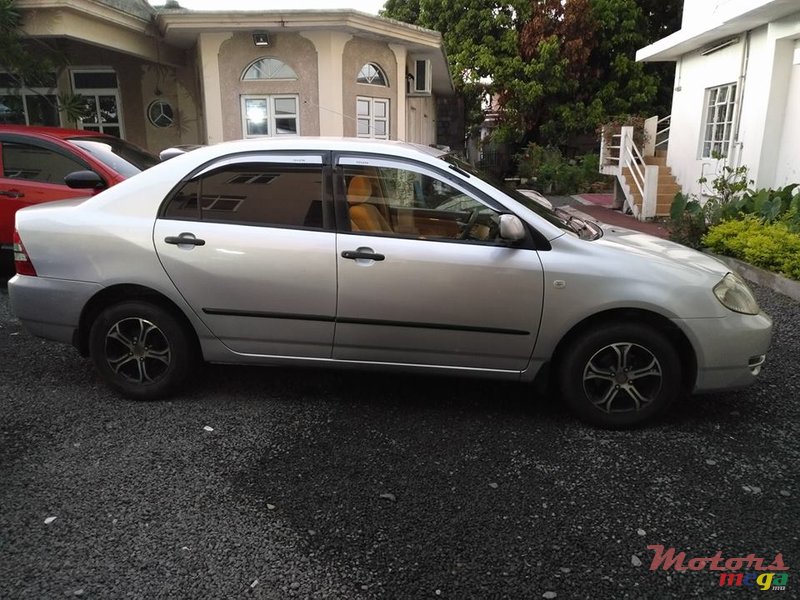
[178,137,449,164]
[0,125,110,140]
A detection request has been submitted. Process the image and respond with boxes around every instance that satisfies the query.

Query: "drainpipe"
[731,31,750,168]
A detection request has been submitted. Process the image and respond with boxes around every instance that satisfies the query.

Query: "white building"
[637,0,800,197]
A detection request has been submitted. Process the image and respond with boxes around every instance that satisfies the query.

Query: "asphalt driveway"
[0,280,797,599]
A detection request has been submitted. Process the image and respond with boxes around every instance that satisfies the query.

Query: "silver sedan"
[8,138,772,428]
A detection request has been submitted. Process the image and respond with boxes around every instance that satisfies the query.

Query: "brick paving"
[572,194,670,239]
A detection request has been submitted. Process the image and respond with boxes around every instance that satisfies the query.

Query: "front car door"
[333,155,545,372]
[154,153,337,357]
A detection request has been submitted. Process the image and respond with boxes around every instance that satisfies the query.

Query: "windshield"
[440,153,602,240]
[68,137,159,178]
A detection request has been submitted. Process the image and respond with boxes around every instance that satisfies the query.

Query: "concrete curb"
[703,251,800,303]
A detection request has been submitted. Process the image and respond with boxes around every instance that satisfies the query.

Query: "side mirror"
[499,214,526,242]
[64,170,106,190]
[160,145,202,161]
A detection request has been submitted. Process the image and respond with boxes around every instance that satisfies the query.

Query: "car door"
[0,135,92,245]
[154,153,337,357]
[333,155,545,372]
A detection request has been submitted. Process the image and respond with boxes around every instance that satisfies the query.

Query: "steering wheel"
[457,208,481,240]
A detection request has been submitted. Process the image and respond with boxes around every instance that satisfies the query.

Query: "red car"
[0,126,158,248]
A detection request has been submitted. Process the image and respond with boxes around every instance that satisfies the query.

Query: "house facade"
[637,0,800,197]
[2,0,455,153]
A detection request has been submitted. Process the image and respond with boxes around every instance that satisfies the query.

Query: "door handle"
[165,233,205,246]
[0,189,24,199]
[341,249,385,261]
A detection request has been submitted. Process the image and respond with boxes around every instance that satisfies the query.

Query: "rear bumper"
[675,311,773,393]
[8,275,101,345]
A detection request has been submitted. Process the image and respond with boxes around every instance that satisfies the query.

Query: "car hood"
[595,223,730,277]
[541,224,741,320]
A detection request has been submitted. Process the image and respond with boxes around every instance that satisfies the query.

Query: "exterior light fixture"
[253,33,270,47]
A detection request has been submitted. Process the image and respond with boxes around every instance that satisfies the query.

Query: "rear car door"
[0,135,93,246]
[154,153,337,357]
[333,155,545,372]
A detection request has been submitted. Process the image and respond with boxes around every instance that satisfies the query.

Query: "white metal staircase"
[599,116,679,220]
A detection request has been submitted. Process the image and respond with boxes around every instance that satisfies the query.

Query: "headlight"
[713,273,760,315]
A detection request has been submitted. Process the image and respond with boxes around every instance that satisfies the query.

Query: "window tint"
[163,179,201,220]
[1,141,86,183]
[343,164,502,243]
[164,163,325,229]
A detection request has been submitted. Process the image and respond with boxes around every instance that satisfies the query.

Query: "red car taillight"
[12,229,37,276]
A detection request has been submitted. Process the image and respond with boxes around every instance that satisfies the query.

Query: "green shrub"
[669,180,800,249]
[703,216,800,280]
[720,184,800,226]
[668,192,708,249]
[515,143,610,195]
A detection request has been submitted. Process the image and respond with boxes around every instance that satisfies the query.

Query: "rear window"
[68,137,159,177]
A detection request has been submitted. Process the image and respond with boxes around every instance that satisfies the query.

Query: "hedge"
[703,216,800,281]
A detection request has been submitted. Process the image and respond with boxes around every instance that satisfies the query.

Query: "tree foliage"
[0,0,85,121]
[381,0,680,146]
[1,0,53,87]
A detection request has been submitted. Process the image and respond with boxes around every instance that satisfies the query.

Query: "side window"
[163,163,326,229]
[342,164,503,243]
[1,141,85,183]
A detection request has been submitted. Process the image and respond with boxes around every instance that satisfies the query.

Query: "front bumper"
[674,311,773,393]
[8,275,101,346]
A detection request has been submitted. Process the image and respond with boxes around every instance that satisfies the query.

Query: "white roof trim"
[637,0,800,62]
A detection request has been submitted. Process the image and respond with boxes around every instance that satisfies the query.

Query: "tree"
[382,0,529,133]
[380,0,421,23]
[0,0,84,122]
[636,0,682,117]
[382,0,678,147]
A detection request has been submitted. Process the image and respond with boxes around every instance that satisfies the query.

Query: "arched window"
[357,63,388,86]
[242,58,298,81]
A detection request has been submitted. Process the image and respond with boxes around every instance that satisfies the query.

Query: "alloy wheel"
[582,342,663,413]
[104,317,172,384]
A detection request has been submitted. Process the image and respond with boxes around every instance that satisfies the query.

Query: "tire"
[558,322,681,428]
[89,301,194,400]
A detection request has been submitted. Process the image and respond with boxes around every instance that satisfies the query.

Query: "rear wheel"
[89,301,193,400]
[558,322,681,428]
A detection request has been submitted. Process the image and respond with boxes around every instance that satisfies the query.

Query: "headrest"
[347,176,372,203]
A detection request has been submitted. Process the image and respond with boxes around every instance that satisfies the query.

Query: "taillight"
[12,229,37,276]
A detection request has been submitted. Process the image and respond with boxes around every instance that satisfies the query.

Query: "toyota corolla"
[8,138,772,427]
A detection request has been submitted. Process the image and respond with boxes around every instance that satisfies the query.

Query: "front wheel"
[558,322,682,428]
[89,301,194,400]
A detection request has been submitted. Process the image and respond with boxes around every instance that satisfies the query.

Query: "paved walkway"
[547,192,670,239]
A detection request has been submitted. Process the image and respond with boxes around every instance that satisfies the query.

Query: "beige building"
[3,0,456,153]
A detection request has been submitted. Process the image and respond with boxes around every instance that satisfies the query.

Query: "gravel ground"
[1,280,798,599]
